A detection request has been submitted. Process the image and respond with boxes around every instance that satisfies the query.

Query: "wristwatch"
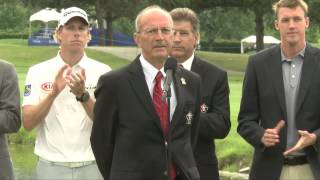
[76,91,90,102]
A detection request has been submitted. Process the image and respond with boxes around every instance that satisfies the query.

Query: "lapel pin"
[186,111,193,125]
[180,77,186,85]
[200,103,209,113]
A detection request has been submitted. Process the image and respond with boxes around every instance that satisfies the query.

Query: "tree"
[199,7,255,42]
[193,0,276,52]
[93,0,144,46]
[0,0,29,31]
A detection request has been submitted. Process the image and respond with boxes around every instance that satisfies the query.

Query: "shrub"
[200,40,240,53]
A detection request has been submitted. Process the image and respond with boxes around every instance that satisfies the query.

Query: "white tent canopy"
[29,8,61,38]
[29,8,61,22]
[241,35,280,53]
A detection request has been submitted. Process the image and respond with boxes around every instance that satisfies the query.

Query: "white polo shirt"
[22,53,111,162]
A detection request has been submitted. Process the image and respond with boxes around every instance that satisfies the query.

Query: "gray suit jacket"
[0,60,21,180]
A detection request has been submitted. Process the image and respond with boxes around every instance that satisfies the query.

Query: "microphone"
[162,57,177,101]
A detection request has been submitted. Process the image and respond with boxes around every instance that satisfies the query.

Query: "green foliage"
[112,17,135,36]
[308,0,320,24]
[0,0,29,31]
[0,31,28,39]
[306,24,320,43]
[199,7,255,45]
[147,0,193,9]
[200,41,241,53]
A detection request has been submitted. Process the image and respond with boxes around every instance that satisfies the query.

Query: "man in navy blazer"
[238,0,320,179]
[170,8,230,180]
[91,5,201,180]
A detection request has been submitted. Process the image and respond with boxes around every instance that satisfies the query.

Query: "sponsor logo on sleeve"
[24,84,31,96]
[41,82,53,91]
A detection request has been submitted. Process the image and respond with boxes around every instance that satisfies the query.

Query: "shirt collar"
[281,45,306,62]
[179,53,194,71]
[139,54,165,83]
[56,51,88,70]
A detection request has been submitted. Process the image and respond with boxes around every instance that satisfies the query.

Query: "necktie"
[153,71,168,135]
[152,71,176,180]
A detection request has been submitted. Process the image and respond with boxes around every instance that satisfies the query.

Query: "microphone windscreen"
[164,57,177,72]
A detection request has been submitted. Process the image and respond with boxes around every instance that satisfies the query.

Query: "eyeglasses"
[138,27,172,36]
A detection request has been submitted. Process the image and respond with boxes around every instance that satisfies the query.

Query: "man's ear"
[134,33,140,47]
[305,17,310,29]
[195,33,200,48]
[274,20,280,31]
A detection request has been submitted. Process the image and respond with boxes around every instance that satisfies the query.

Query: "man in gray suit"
[0,60,21,180]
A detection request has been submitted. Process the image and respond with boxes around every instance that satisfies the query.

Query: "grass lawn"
[2,39,252,172]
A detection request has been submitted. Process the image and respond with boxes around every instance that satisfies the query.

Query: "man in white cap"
[22,7,110,180]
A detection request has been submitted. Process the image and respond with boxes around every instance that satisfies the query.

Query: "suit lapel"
[191,56,205,76]
[171,68,185,128]
[296,45,318,114]
[267,46,287,119]
[128,56,162,129]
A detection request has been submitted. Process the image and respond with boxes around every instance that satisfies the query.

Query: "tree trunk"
[97,18,105,46]
[106,12,113,46]
[254,8,264,52]
[95,0,106,46]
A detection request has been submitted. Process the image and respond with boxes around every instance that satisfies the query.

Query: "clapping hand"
[65,68,86,97]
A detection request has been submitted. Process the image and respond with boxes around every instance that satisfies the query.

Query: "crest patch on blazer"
[200,103,209,113]
[180,77,186,85]
[186,111,193,125]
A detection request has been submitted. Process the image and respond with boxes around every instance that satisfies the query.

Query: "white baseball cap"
[58,7,89,28]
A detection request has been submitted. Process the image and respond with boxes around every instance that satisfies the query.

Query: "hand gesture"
[261,120,285,147]
[65,68,86,97]
[51,65,71,96]
[283,130,317,156]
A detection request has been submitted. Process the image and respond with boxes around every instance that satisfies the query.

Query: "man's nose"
[173,33,181,42]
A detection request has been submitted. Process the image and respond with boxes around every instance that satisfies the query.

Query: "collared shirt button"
[165,141,168,147]
[292,64,295,68]
[292,75,295,78]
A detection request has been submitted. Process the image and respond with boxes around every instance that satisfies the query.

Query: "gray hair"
[135,5,172,32]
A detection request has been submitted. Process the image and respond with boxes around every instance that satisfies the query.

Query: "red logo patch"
[41,82,53,91]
